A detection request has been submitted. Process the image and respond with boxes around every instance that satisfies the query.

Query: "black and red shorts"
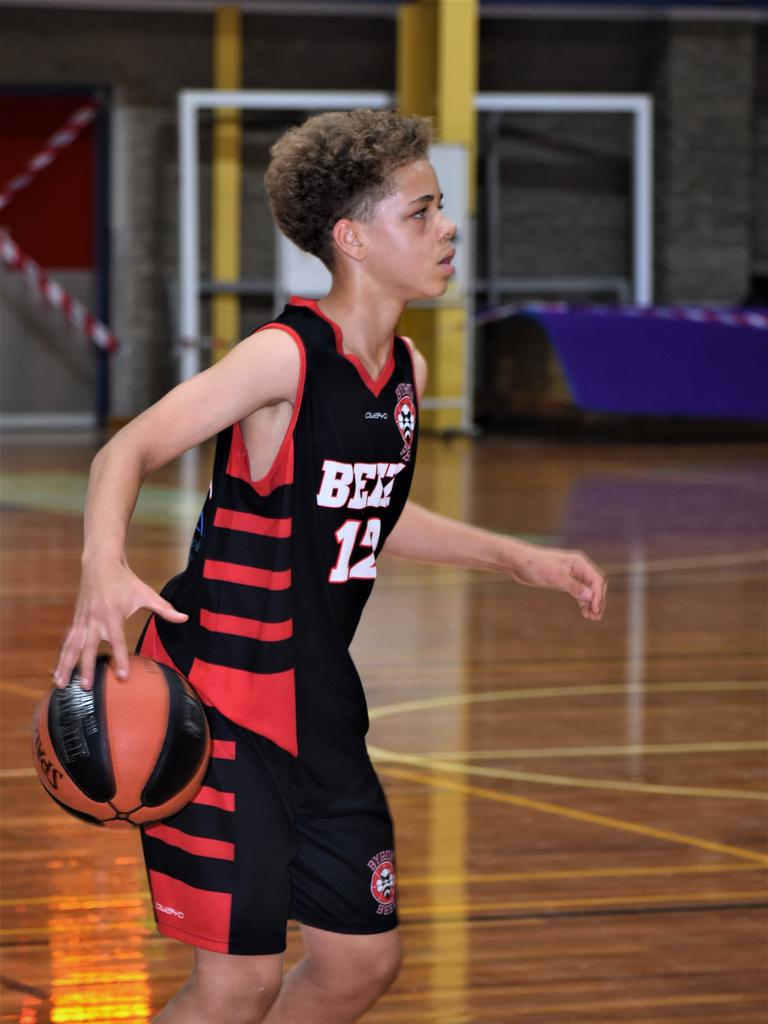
[141,704,398,956]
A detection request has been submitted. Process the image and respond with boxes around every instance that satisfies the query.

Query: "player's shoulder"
[239,322,305,362]
[218,323,304,407]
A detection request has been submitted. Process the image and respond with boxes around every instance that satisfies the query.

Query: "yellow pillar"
[397,0,478,432]
[398,6,477,1012]
[396,0,437,120]
[211,5,243,361]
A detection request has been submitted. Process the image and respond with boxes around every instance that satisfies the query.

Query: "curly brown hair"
[265,109,433,270]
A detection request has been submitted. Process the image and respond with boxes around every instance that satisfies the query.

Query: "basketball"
[32,654,210,827]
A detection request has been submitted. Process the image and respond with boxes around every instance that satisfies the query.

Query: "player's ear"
[331,218,366,263]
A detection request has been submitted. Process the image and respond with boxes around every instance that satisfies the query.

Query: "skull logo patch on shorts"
[368,849,396,915]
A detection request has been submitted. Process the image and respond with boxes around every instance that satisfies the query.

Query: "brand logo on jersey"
[155,902,185,920]
[368,849,396,915]
[365,411,388,420]
[316,460,406,510]
[394,383,416,463]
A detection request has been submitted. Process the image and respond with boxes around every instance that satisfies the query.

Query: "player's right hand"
[52,562,188,692]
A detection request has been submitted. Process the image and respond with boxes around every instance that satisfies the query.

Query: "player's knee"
[187,960,282,1024]
[318,933,402,1003]
[364,939,402,997]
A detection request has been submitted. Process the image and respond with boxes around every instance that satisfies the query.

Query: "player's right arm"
[53,327,301,692]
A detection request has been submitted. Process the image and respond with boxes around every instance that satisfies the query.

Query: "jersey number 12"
[329,518,382,583]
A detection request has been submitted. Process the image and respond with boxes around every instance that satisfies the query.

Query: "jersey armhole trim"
[399,335,420,409]
[231,322,307,496]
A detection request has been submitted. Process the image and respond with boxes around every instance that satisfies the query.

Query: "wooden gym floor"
[1,431,766,1023]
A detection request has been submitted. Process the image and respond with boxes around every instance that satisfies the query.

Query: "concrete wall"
[655,21,755,303]
[0,6,764,420]
[753,25,768,281]
[0,269,95,420]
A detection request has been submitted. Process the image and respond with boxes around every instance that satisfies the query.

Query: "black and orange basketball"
[32,654,210,827]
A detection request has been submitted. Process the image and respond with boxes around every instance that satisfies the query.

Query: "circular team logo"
[370,859,396,910]
[394,397,415,448]
[394,382,417,464]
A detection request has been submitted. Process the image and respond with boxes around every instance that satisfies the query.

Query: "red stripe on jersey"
[225,323,307,496]
[189,659,297,757]
[213,507,292,538]
[211,739,236,760]
[149,870,231,954]
[138,616,179,674]
[200,608,293,642]
[203,560,291,590]
[144,823,235,861]
[193,785,235,812]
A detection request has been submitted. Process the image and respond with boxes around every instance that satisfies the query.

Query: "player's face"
[361,160,457,301]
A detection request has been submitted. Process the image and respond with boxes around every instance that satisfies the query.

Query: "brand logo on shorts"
[368,849,396,915]
[155,902,185,920]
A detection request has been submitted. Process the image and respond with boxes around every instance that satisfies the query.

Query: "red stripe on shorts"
[213,507,291,538]
[211,740,236,760]
[144,823,235,861]
[149,869,231,954]
[189,659,297,757]
[203,559,291,589]
[193,785,236,812]
[200,608,293,641]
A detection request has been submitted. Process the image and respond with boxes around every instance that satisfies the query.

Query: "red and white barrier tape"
[0,101,98,213]
[1,231,118,353]
[476,301,768,331]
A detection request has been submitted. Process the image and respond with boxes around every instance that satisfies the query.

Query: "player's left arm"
[385,341,607,622]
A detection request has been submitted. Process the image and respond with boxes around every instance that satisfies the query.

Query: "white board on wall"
[274,142,469,306]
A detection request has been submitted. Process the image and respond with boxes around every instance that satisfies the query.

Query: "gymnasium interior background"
[2,4,768,1022]
[1,0,766,434]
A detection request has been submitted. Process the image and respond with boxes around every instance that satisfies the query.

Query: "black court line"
[401,899,768,928]
[0,974,48,1000]
[363,652,768,668]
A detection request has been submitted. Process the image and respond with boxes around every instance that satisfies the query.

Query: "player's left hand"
[506,543,607,621]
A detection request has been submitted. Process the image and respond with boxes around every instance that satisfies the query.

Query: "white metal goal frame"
[178,89,653,426]
[475,91,654,307]
[179,89,391,383]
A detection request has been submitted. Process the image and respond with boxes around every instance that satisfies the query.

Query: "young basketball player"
[54,110,606,1023]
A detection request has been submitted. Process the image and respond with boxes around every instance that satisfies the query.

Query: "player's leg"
[140,705,297,1021]
[275,764,402,1022]
[263,924,402,1024]
[153,947,284,1024]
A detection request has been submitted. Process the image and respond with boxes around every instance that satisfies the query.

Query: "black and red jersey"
[141,298,418,797]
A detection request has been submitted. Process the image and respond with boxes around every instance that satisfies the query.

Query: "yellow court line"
[375,990,767,1017]
[5,680,766,710]
[0,680,47,699]
[0,920,152,938]
[368,679,767,720]
[0,767,37,779]
[0,815,123,828]
[370,746,766,801]
[379,549,768,590]
[378,765,768,866]
[601,548,768,576]
[0,847,140,860]
[0,894,146,909]
[4,888,764,919]
[2,862,762,908]
[420,739,768,761]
